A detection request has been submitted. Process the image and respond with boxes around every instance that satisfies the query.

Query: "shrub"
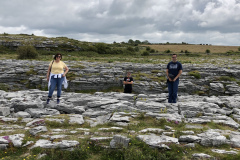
[141,51,149,56]
[150,49,155,53]
[206,49,211,53]
[87,46,98,52]
[127,46,135,52]
[95,43,107,54]
[215,76,236,82]
[17,45,38,59]
[0,46,10,54]
[146,46,151,51]
[238,47,240,51]
[165,49,171,53]
[188,70,201,79]
[134,47,139,52]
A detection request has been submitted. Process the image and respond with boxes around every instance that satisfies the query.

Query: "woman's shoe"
[46,98,51,104]
[57,99,60,104]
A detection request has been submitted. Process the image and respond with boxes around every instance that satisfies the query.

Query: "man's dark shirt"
[124,77,133,93]
[167,61,183,80]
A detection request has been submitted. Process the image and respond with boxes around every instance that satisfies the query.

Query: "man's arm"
[124,80,133,84]
[126,81,133,84]
[166,69,172,81]
[173,70,182,81]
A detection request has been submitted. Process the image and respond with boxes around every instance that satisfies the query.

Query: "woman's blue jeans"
[168,79,179,103]
[48,75,64,98]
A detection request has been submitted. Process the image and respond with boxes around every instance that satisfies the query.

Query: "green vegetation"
[0,83,10,91]
[17,45,38,59]
[188,70,201,79]
[206,49,211,53]
[0,113,240,160]
[215,76,236,82]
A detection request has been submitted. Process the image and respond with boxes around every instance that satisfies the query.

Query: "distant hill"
[141,44,239,54]
[0,33,239,54]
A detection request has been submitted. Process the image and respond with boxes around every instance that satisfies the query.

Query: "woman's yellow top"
[49,61,67,74]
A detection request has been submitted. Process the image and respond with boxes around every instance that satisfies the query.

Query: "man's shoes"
[57,99,60,104]
[46,98,51,104]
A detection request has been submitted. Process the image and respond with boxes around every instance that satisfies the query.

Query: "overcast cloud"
[0,0,240,45]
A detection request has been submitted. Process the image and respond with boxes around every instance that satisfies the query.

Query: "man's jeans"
[48,75,64,98]
[168,79,179,103]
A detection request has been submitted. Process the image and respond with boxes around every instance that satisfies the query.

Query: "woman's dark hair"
[54,53,62,60]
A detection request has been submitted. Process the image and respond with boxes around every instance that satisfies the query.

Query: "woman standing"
[46,53,69,104]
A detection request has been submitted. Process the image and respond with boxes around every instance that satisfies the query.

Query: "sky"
[0,0,240,46]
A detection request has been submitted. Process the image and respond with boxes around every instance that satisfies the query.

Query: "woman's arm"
[63,66,69,77]
[47,65,51,81]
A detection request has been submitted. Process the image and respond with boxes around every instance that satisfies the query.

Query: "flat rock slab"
[29,126,48,136]
[211,149,238,155]
[137,134,179,148]
[31,139,79,149]
[69,114,84,125]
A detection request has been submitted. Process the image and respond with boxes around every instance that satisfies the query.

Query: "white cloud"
[0,0,239,45]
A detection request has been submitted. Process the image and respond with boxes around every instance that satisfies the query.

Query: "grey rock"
[109,113,130,122]
[184,143,195,148]
[0,107,10,116]
[22,141,34,147]
[110,135,131,148]
[179,135,201,143]
[90,137,113,141]
[139,128,164,134]
[26,119,45,127]
[69,114,84,125]
[25,108,60,118]
[87,99,119,108]
[137,134,179,148]
[83,110,108,118]
[14,111,31,118]
[210,83,224,94]
[0,144,8,150]
[181,131,195,135]
[192,153,212,159]
[29,126,48,136]
[31,139,79,149]
[211,149,238,155]
[229,132,240,148]
[11,102,44,112]
[197,131,227,146]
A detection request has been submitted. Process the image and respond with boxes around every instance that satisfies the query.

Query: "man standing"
[123,72,133,93]
[166,54,182,103]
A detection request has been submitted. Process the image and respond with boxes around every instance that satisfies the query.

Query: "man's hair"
[172,54,177,57]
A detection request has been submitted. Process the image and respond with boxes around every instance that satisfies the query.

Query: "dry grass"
[141,44,239,53]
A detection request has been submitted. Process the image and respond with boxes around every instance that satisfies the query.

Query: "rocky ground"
[0,59,240,159]
[0,59,239,95]
[0,89,240,159]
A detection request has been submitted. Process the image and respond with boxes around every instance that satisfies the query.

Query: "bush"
[146,46,151,51]
[87,46,98,52]
[238,47,240,51]
[17,45,38,59]
[188,70,201,79]
[95,43,107,54]
[206,49,211,53]
[127,46,135,52]
[141,51,149,56]
[134,47,139,52]
[165,49,171,53]
[0,46,11,54]
[150,49,155,53]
